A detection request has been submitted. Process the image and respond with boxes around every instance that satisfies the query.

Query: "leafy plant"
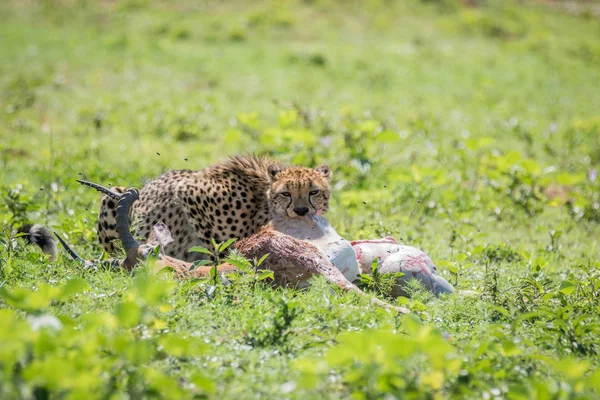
[225,252,274,291]
[0,276,215,398]
[244,293,298,351]
[358,257,404,299]
[189,238,238,285]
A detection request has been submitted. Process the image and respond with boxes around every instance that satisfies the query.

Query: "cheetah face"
[267,164,332,219]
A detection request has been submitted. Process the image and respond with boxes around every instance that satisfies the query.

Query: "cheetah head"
[267,164,332,219]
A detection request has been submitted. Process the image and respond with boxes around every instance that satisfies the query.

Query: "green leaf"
[59,278,89,299]
[550,230,562,239]
[210,264,218,283]
[190,260,212,271]
[218,238,238,253]
[421,370,444,390]
[148,244,161,259]
[375,130,400,143]
[396,296,410,305]
[357,119,379,134]
[456,253,469,263]
[585,369,600,393]
[224,257,252,273]
[389,169,413,183]
[191,373,216,394]
[534,256,548,269]
[371,257,380,276]
[436,260,453,268]
[465,137,494,151]
[558,280,576,295]
[553,358,590,381]
[256,253,269,267]
[134,275,174,306]
[115,301,141,327]
[278,109,298,128]
[257,270,274,281]
[501,339,522,356]
[158,334,207,357]
[187,279,204,288]
[158,266,176,275]
[491,305,510,317]
[556,172,585,186]
[474,340,489,358]
[189,246,213,256]
[224,129,244,146]
[519,311,541,321]
[158,334,188,357]
[0,285,59,311]
[522,159,542,175]
[505,151,522,164]
[236,111,260,129]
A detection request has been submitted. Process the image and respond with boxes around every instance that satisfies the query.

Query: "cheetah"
[94,155,332,262]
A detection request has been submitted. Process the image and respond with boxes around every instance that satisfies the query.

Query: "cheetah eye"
[280,192,291,197]
[309,190,320,196]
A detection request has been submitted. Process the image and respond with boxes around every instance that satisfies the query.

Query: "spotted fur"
[96,155,332,262]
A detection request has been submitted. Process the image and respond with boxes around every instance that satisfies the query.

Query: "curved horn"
[53,232,85,263]
[76,179,122,200]
[116,188,140,252]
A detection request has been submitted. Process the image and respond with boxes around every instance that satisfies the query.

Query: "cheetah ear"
[267,164,285,181]
[315,164,332,179]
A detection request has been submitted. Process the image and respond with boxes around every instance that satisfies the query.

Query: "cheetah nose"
[294,206,309,216]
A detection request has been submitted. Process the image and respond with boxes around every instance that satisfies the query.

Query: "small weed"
[244,293,298,351]
[358,258,404,299]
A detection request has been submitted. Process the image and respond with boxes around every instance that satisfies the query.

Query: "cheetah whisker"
[76,179,123,199]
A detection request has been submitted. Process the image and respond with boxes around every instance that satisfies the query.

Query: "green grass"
[1,0,600,398]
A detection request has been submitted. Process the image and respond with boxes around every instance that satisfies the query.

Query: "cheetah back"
[97,155,274,261]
